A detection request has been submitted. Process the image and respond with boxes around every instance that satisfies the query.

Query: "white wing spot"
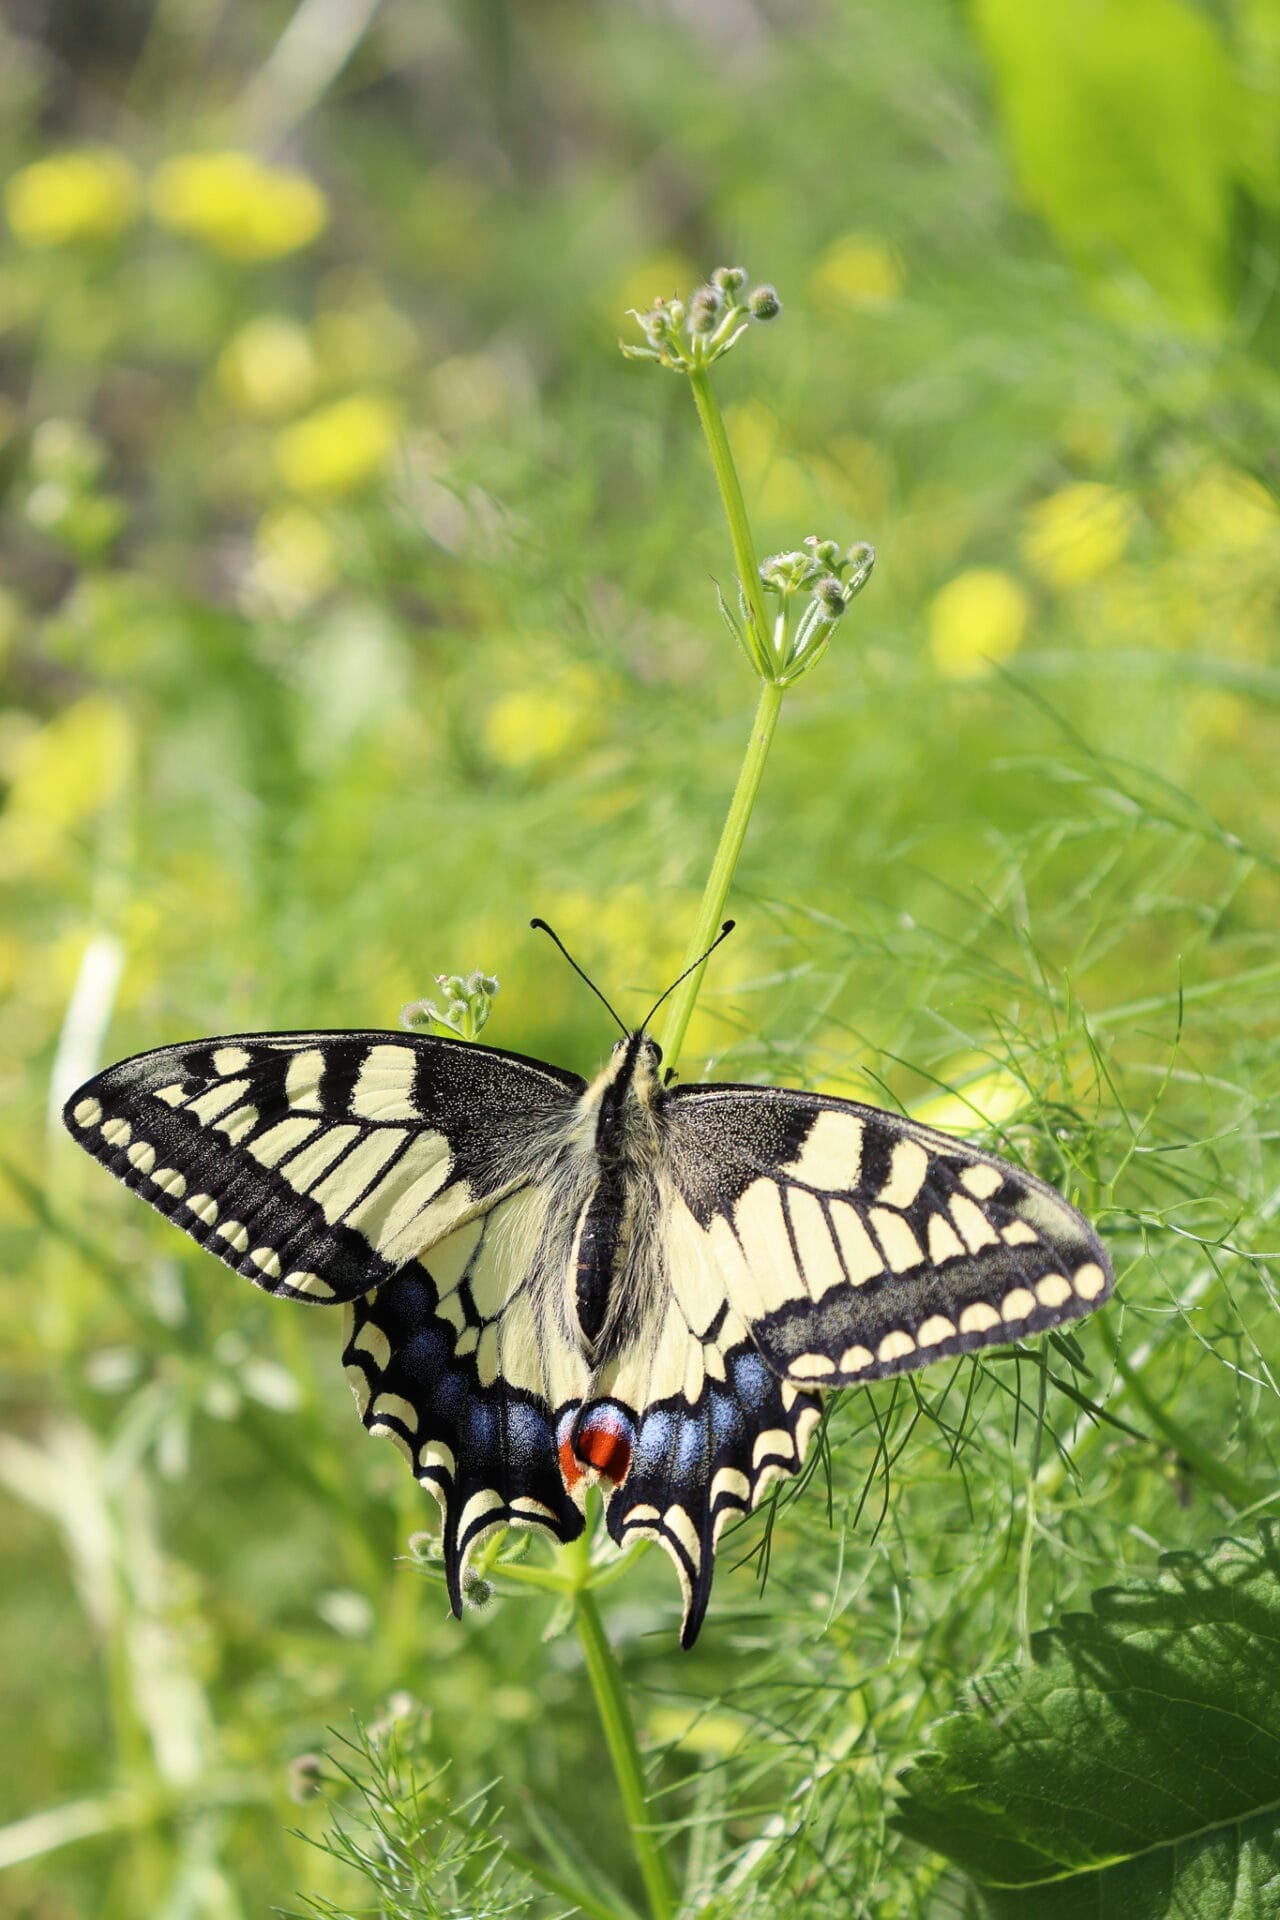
[152,1167,186,1198]
[788,1352,836,1381]
[752,1427,795,1469]
[510,1496,559,1523]
[959,1301,1001,1334]
[869,1207,925,1273]
[213,1046,252,1076]
[187,1079,250,1125]
[249,1246,282,1279]
[187,1193,218,1226]
[1001,1220,1039,1247]
[960,1162,1004,1199]
[352,1321,391,1371]
[153,1083,188,1107]
[917,1314,957,1347]
[927,1211,966,1265]
[285,1270,336,1300]
[369,1391,418,1434]
[710,1466,751,1506]
[877,1329,916,1364]
[1035,1273,1073,1309]
[783,1108,863,1190]
[278,1124,360,1194]
[73,1096,102,1128]
[101,1117,132,1148]
[350,1044,421,1121]
[838,1344,875,1373]
[126,1140,156,1175]
[1000,1287,1036,1323]
[213,1103,258,1145]
[879,1138,929,1209]
[1073,1262,1108,1301]
[285,1048,326,1110]
[663,1504,702,1566]
[949,1193,999,1253]
[249,1116,320,1168]
[827,1201,883,1285]
[458,1488,504,1543]
[311,1129,407,1226]
[215,1219,250,1253]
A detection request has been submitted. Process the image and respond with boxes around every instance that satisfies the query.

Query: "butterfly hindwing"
[64,1030,584,1303]
[668,1084,1114,1386]
[343,1188,592,1611]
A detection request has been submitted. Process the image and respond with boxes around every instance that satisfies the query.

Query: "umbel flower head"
[723,536,876,685]
[622,265,782,372]
[401,971,500,1042]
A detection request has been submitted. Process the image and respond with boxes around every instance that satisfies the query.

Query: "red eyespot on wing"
[558,1432,585,1492]
[573,1406,635,1487]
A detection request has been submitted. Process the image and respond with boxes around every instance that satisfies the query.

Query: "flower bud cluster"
[400,970,500,1041]
[623,265,782,372]
[722,536,875,685]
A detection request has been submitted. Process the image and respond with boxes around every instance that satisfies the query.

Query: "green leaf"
[894,1523,1280,1918]
[971,0,1268,333]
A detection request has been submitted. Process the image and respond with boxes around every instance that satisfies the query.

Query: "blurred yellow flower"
[483,666,604,773]
[809,232,904,311]
[1021,481,1137,589]
[217,316,316,418]
[274,393,399,496]
[0,696,132,879]
[1167,463,1279,556]
[5,148,139,246]
[150,151,327,260]
[250,505,336,614]
[928,568,1029,680]
[912,1064,1029,1133]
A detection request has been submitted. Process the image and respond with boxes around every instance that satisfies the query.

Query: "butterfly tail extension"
[600,1341,823,1648]
[343,1262,586,1616]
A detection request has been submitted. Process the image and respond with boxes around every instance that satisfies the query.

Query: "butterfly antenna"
[640,920,736,1033]
[530,919,629,1037]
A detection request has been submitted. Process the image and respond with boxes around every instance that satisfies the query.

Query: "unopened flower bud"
[749,284,781,320]
[689,286,722,334]
[712,265,748,296]
[815,574,847,616]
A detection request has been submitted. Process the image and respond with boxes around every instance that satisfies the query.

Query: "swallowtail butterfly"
[63,956,1112,1646]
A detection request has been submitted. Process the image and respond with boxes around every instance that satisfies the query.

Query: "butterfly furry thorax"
[64,1020,1114,1646]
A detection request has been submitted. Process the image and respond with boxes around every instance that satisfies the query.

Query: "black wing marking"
[667,1084,1113,1386]
[343,1203,588,1614]
[63,1030,583,1304]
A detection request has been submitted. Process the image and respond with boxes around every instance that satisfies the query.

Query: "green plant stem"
[688,364,768,650]
[657,366,782,1077]
[575,1590,677,1920]
[656,678,784,1075]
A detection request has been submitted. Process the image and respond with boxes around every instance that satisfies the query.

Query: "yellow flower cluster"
[6,146,327,260]
[5,148,139,246]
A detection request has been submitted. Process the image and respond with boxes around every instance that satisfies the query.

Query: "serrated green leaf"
[894,1523,1280,1918]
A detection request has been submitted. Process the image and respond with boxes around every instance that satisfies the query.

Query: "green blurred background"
[2,1,1278,1915]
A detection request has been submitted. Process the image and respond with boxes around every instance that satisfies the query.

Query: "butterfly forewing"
[64,1031,583,1302]
[667,1085,1113,1386]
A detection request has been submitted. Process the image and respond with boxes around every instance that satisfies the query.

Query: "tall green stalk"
[569,267,875,1919]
